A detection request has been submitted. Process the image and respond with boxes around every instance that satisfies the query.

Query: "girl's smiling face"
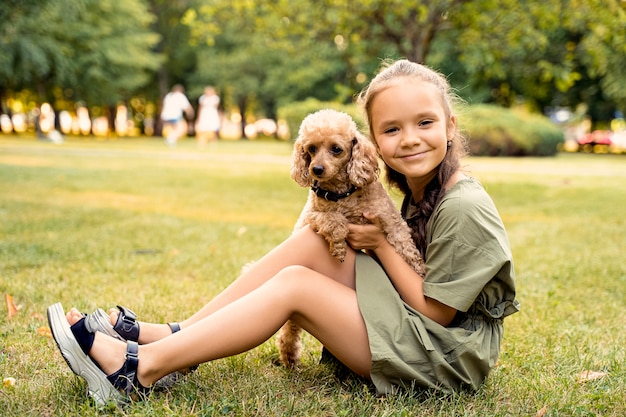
[370,78,455,192]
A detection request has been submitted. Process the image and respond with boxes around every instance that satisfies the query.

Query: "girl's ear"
[448,115,457,136]
[347,133,379,187]
[290,139,312,187]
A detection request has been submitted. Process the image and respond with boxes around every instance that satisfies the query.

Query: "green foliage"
[168,0,626,127]
[0,0,76,89]
[68,0,162,104]
[0,0,161,105]
[185,0,346,122]
[2,0,626,128]
[277,99,362,140]
[315,0,464,64]
[461,105,565,156]
[149,0,198,99]
[450,0,626,116]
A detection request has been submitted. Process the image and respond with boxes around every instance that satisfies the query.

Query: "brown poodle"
[277,109,426,368]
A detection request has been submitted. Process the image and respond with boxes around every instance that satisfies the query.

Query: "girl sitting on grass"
[48,59,519,405]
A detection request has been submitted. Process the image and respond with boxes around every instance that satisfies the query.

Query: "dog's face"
[301,130,355,183]
[291,109,379,189]
[291,110,359,187]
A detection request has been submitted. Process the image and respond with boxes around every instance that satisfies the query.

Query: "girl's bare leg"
[116,227,356,344]
[69,264,371,387]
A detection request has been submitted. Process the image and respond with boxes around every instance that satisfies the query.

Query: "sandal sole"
[47,303,125,406]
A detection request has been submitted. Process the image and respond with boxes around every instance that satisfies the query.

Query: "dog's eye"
[330,145,343,155]
[307,145,317,154]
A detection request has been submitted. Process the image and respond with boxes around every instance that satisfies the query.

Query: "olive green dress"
[355,177,520,395]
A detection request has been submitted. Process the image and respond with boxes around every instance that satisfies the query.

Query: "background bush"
[461,104,564,156]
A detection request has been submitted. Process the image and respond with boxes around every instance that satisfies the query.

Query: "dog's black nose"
[312,165,324,177]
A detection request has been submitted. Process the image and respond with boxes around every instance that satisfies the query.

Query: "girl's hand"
[346,212,387,251]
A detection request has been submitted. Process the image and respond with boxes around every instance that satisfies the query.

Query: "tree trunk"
[108,104,116,137]
[238,95,248,139]
[155,67,169,136]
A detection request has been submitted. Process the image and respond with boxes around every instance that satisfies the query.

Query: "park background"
[1,1,626,416]
[1,0,626,151]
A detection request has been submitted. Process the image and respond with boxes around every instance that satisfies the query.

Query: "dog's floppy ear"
[347,132,379,187]
[290,138,312,187]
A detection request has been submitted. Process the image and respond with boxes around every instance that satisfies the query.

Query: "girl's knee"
[269,266,326,298]
[273,265,313,285]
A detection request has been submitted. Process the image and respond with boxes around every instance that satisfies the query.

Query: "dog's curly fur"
[277,109,426,368]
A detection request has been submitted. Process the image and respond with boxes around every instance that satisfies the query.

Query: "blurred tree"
[317,0,468,64]
[69,1,162,105]
[184,0,346,137]
[0,0,74,106]
[552,0,626,124]
[146,0,196,100]
[2,0,624,133]
[293,0,625,125]
[445,0,626,124]
[140,0,197,135]
[0,0,161,123]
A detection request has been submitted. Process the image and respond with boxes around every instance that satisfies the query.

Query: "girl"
[48,59,519,404]
[195,86,221,147]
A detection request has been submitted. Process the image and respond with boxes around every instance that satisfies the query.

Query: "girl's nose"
[400,128,421,147]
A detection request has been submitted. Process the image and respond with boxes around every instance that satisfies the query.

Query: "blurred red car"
[578,130,612,146]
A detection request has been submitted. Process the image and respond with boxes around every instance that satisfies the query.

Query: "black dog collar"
[311,181,359,202]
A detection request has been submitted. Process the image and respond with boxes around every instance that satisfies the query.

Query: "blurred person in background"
[195,86,221,147]
[160,84,194,147]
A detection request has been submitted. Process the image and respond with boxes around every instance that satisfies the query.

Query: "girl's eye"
[307,145,317,154]
[330,145,343,155]
[419,120,434,127]
[383,126,399,134]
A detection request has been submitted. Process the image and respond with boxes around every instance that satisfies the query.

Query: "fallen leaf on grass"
[536,405,548,417]
[576,370,607,383]
[5,293,19,319]
[38,326,52,338]
[3,377,16,387]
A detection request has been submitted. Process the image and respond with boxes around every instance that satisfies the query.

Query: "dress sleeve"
[421,180,516,314]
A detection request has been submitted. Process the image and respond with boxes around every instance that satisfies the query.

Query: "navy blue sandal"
[47,303,150,405]
[91,306,197,388]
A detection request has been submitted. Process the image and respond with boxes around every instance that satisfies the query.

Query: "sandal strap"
[166,322,198,374]
[121,341,139,396]
[70,316,96,355]
[69,316,107,372]
[108,341,149,397]
[113,305,140,342]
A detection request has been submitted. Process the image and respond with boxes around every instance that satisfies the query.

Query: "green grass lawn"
[1,136,625,416]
